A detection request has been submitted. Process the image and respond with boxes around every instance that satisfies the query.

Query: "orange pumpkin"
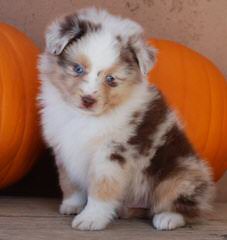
[148,39,227,181]
[0,23,43,189]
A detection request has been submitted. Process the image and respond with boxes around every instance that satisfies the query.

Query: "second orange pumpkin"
[148,39,227,181]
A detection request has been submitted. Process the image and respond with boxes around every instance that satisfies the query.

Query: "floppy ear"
[45,14,101,55]
[128,34,157,75]
[45,14,81,55]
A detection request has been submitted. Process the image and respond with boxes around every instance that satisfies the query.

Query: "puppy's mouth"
[79,104,95,111]
[78,101,98,114]
[77,101,107,116]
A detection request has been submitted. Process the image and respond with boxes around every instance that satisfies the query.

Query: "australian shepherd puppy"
[38,8,215,231]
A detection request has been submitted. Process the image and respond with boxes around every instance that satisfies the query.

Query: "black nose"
[81,95,97,108]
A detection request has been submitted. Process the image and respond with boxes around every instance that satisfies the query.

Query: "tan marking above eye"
[64,64,86,77]
[62,52,91,76]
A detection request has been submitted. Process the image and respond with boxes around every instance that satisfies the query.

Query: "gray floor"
[0,197,227,240]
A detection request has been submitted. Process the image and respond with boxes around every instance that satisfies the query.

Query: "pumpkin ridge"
[0,31,24,165]
[0,56,3,140]
[180,45,188,124]
[200,61,212,159]
[214,67,225,172]
[212,68,227,175]
[0,28,28,186]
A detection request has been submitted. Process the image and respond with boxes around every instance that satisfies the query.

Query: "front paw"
[59,197,84,215]
[72,202,113,230]
[72,208,111,230]
[153,212,185,230]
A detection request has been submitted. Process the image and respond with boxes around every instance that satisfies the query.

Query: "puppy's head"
[40,8,156,115]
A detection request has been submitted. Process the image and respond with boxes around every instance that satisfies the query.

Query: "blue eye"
[106,75,117,87]
[73,64,84,76]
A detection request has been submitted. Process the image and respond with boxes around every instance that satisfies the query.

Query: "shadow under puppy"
[38,8,215,231]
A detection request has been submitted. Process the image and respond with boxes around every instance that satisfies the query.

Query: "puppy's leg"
[72,146,127,230]
[58,164,86,215]
[153,212,185,230]
[151,159,214,230]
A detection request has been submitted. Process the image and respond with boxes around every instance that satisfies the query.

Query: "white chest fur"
[39,81,150,189]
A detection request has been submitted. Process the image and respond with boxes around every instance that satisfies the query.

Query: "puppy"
[38,8,215,231]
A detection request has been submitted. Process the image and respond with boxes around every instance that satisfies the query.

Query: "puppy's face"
[40,10,156,115]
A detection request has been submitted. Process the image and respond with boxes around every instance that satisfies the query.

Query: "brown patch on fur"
[116,144,127,153]
[110,153,126,165]
[120,45,139,69]
[174,195,200,218]
[60,14,78,36]
[133,111,141,118]
[144,125,195,181]
[129,111,141,125]
[128,95,168,156]
[59,14,101,52]
[91,178,122,201]
[173,182,210,218]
